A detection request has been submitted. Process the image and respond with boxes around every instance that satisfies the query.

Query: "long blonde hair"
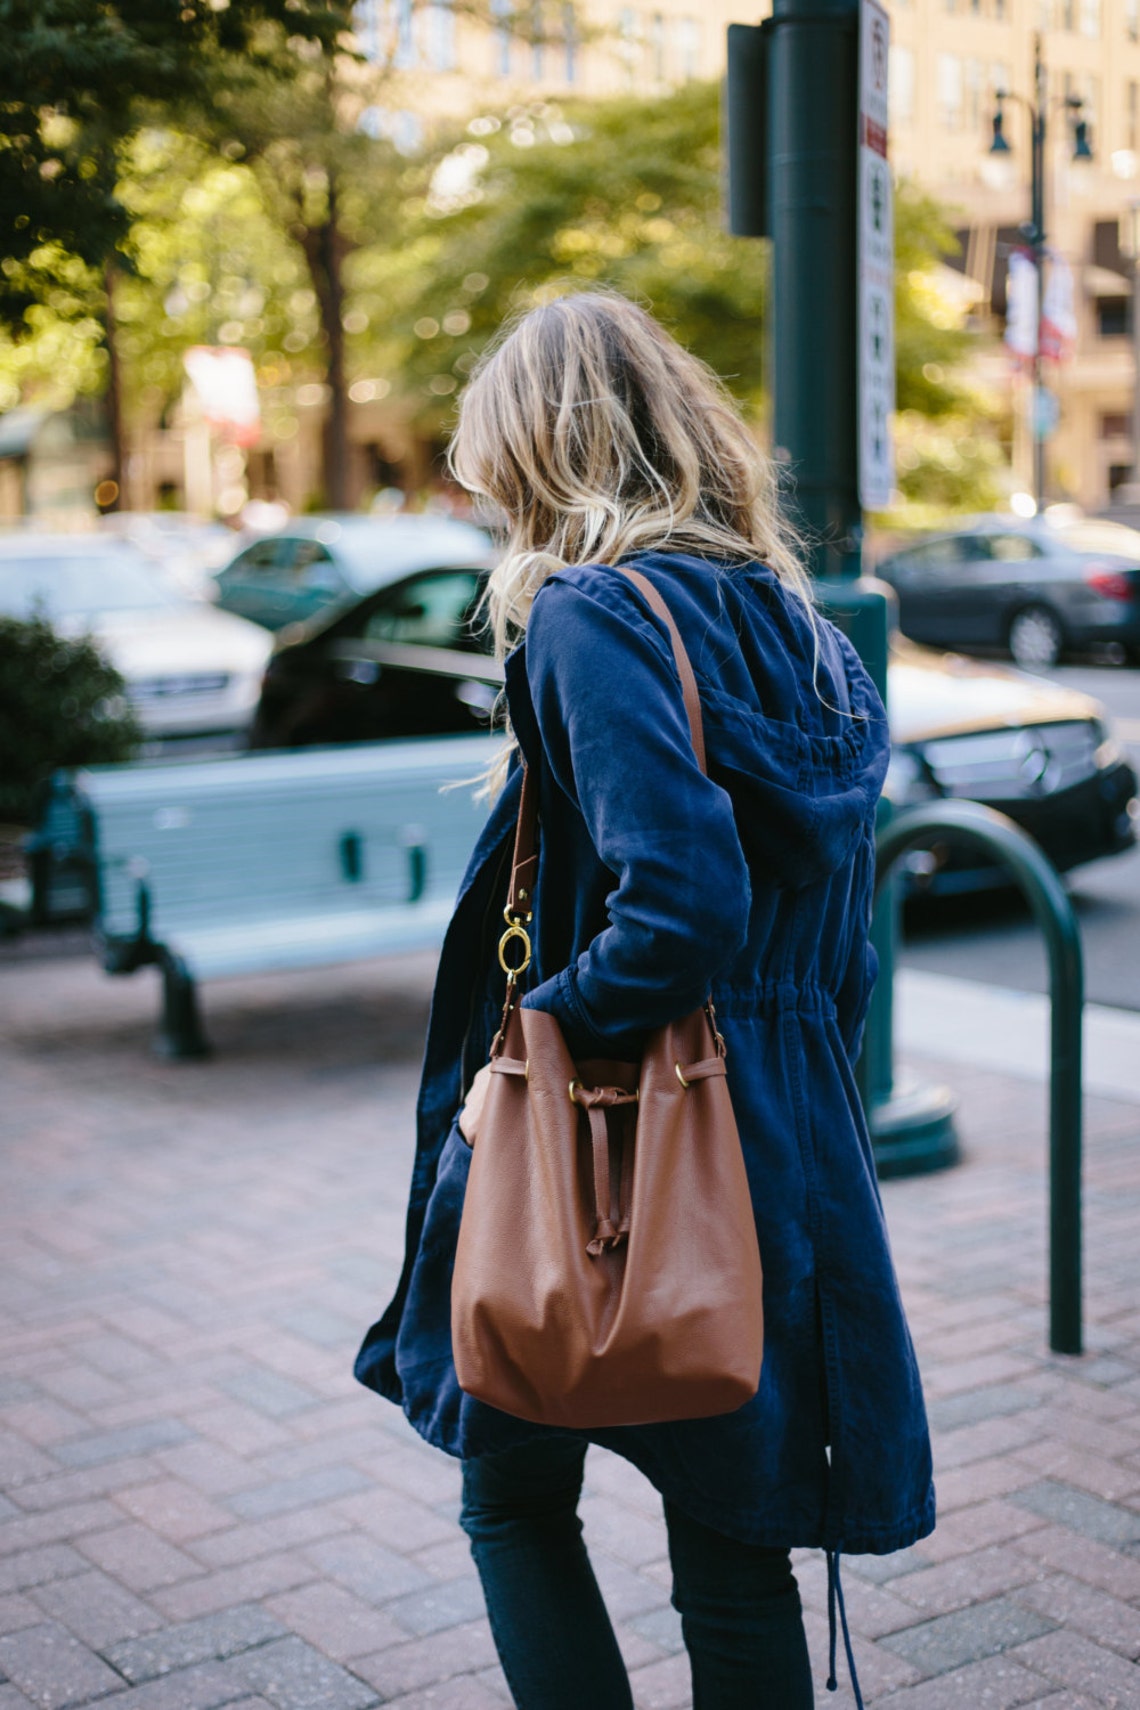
[449,292,812,788]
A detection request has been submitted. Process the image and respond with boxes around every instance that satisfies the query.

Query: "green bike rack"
[872,800,1084,1357]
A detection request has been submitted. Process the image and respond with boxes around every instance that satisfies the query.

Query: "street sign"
[1033,384,1060,442]
[858,0,895,510]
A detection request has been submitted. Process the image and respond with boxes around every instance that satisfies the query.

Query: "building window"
[1080,0,1100,35]
[356,0,382,61]
[531,1,544,78]
[1059,0,1076,28]
[492,0,511,75]
[650,12,666,81]
[425,0,454,70]
[677,16,700,79]
[617,5,640,81]
[1129,80,1139,151]
[993,0,1006,19]
[1101,412,1132,438]
[1098,297,1130,337]
[393,0,415,67]
[965,58,984,132]
[1129,0,1140,40]
[1035,0,1052,28]
[563,1,577,82]
[890,45,916,125]
[938,54,964,130]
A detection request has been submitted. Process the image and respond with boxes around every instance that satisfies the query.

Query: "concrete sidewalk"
[0,948,1138,1709]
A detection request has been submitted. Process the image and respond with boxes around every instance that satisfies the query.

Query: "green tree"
[354,85,770,423]
[0,1,350,503]
[0,0,346,322]
[200,6,572,506]
[891,180,1006,514]
[0,615,139,826]
[1,2,581,510]
[359,83,1006,511]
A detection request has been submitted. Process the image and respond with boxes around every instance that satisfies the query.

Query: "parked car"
[875,514,1140,669]
[0,535,271,742]
[99,511,240,601]
[213,514,494,632]
[250,565,1138,891]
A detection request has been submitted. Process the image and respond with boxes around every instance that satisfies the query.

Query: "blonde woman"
[356,293,934,1709]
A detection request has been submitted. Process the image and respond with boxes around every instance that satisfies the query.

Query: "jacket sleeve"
[519,575,751,1058]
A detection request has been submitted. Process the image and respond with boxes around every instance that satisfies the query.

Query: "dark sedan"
[251,565,1138,893]
[214,514,493,633]
[876,514,1140,670]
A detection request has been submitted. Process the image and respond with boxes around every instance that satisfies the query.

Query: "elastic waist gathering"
[711,979,840,1017]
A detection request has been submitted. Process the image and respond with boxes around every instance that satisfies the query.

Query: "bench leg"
[155,951,210,1060]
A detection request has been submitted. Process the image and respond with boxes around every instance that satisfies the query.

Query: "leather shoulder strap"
[615,565,707,775]
[506,566,706,917]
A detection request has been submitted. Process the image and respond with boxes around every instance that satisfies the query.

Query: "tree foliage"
[0,0,347,324]
[354,85,770,422]
[0,614,140,825]
[360,82,1005,519]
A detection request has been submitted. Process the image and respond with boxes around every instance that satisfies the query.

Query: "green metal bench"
[62,736,497,1057]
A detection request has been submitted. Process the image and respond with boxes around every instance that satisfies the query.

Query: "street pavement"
[1,948,1139,1708]
[901,662,1140,1013]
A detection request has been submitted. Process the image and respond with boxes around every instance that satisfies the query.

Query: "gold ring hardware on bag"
[568,1078,582,1105]
[498,919,533,978]
[675,1062,691,1089]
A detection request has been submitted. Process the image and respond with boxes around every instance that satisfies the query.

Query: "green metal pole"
[1031,34,1047,511]
[768,0,860,581]
[763,0,958,1174]
[875,801,1083,1354]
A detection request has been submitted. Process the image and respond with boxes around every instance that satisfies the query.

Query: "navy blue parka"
[355,552,935,1557]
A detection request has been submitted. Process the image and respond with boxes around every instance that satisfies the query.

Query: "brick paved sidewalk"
[0,949,1138,1710]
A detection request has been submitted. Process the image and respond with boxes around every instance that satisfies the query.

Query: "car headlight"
[1090,717,1124,770]
[885,748,938,805]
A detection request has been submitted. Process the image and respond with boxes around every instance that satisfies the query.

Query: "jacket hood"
[506,557,891,894]
[699,612,890,890]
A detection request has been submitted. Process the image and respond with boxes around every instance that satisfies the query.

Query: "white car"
[0,536,271,741]
[99,511,241,601]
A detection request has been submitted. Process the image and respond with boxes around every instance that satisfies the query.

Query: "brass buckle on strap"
[498,905,533,979]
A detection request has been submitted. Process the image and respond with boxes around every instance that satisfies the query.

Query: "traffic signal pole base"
[869,1074,960,1179]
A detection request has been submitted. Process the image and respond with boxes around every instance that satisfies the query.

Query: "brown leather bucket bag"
[451,567,764,1430]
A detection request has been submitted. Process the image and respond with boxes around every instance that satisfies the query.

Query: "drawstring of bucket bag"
[825,1551,864,1710]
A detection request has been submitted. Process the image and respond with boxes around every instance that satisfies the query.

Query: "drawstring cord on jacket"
[825,1551,864,1710]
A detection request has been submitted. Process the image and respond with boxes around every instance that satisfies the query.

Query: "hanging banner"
[1004,250,1038,370]
[1040,256,1077,363]
[183,346,261,447]
[858,0,895,510]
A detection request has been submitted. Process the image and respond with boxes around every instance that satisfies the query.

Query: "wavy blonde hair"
[448,291,812,783]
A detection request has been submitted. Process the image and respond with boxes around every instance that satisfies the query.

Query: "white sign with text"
[858,0,895,510]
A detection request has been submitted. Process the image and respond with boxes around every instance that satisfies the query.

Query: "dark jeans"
[460,1436,814,1710]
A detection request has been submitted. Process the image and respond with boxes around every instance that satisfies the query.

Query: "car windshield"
[1051,520,1140,558]
[0,551,180,620]
[310,520,490,586]
[364,569,485,647]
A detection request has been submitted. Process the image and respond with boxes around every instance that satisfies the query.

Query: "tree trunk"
[102,262,126,511]
[303,177,352,511]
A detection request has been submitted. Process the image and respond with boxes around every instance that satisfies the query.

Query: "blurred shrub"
[0,614,140,825]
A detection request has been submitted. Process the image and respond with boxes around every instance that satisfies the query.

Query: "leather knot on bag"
[569,1080,639,1257]
[450,566,764,1431]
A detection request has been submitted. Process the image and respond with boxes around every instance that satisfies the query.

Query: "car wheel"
[1008,605,1063,671]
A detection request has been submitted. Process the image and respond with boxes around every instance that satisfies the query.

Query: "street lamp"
[1117,199,1140,499]
[990,34,1093,509]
